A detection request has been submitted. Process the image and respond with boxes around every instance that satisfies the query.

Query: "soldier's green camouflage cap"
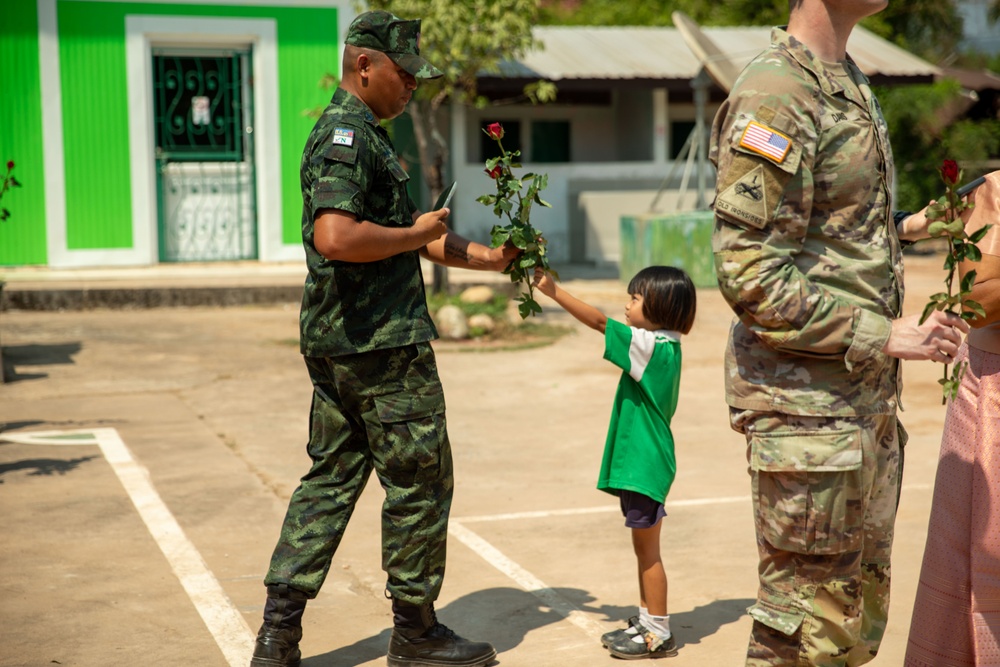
[345,10,443,80]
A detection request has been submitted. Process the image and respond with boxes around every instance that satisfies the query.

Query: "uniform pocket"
[372,385,447,487]
[751,427,864,555]
[374,384,444,423]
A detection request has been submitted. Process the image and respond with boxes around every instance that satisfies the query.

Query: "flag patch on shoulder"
[333,128,354,146]
[739,121,791,163]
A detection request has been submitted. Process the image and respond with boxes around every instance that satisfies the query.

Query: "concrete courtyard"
[0,255,957,666]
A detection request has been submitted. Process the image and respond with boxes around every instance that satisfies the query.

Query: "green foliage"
[878,80,1000,207]
[538,0,787,26]
[538,0,963,58]
[364,0,540,106]
[861,1,964,61]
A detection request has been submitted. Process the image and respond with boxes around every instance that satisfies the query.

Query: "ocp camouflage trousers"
[730,410,903,667]
[265,343,453,604]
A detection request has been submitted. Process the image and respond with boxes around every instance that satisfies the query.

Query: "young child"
[532,265,697,660]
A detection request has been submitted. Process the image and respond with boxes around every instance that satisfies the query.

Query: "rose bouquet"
[920,159,992,401]
[477,122,555,318]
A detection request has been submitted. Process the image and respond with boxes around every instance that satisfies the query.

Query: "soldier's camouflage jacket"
[709,27,908,417]
[299,88,437,358]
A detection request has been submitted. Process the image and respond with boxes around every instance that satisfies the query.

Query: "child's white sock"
[640,611,671,640]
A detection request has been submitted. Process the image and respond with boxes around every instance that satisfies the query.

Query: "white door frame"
[126,15,291,264]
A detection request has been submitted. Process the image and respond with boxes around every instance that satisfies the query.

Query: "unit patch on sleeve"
[333,128,355,147]
[715,164,771,229]
[739,121,792,164]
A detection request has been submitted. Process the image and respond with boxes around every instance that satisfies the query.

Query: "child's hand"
[532,266,557,298]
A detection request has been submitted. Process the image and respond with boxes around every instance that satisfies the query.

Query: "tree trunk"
[409,97,450,294]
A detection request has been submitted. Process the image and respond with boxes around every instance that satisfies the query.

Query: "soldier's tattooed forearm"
[444,240,470,263]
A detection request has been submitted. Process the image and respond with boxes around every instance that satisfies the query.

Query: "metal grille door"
[153,49,257,262]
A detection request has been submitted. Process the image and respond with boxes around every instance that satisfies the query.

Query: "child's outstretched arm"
[532,267,608,333]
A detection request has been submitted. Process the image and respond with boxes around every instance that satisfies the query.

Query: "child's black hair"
[627,266,697,334]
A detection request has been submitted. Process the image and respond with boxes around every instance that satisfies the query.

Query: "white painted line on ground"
[448,520,608,639]
[1,428,255,666]
[450,483,934,641]
[458,495,752,523]
[6,427,933,660]
[457,486,932,524]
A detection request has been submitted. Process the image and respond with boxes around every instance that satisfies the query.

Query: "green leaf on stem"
[969,224,992,244]
[490,227,511,248]
[963,299,987,319]
[960,269,978,293]
[919,300,939,325]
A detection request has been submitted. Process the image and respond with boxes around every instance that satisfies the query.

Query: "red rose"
[486,122,504,141]
[941,159,959,185]
[485,165,502,179]
[5,160,12,170]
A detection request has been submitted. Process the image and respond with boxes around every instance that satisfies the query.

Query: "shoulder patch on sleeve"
[323,125,361,164]
[739,121,792,164]
[715,163,770,229]
[333,127,355,146]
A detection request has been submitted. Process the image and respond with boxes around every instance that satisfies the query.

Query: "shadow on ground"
[302,587,752,665]
[2,341,81,382]
[0,450,99,484]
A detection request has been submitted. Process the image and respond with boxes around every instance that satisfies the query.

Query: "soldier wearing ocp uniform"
[249,10,517,667]
[710,2,969,665]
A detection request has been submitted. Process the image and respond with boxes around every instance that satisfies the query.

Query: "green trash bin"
[620,211,717,288]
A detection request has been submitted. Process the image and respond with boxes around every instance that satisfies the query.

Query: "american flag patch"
[333,128,354,147]
[739,121,792,163]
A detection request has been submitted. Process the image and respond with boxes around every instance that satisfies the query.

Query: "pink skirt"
[905,342,1000,666]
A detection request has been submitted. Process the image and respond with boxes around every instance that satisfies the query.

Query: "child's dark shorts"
[619,490,667,529]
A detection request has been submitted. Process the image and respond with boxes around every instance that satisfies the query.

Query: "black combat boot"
[386,598,497,667]
[250,584,309,667]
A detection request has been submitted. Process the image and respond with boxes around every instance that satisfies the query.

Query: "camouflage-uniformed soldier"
[249,10,518,667]
[709,1,969,665]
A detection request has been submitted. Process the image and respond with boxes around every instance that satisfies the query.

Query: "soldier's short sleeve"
[311,123,370,219]
[715,99,808,229]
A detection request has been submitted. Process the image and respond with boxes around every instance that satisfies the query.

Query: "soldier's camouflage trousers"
[730,409,905,667]
[265,342,453,604]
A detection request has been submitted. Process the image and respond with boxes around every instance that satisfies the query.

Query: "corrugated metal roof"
[493,25,938,82]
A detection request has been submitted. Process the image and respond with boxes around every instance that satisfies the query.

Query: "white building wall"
[450,96,719,266]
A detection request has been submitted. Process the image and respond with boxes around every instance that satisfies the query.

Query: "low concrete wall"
[575,189,706,266]
[620,211,716,288]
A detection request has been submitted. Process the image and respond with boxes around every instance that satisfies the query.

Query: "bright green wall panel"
[56,1,340,251]
[0,2,47,265]
[271,10,341,245]
[59,2,133,249]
